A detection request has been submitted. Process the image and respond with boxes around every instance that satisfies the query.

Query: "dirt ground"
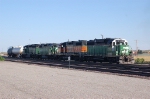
[0,61,150,99]
[134,53,150,61]
[134,56,150,61]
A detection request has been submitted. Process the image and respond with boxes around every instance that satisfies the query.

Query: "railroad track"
[5,57,150,79]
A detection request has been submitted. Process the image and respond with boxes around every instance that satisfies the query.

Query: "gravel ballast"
[0,61,150,99]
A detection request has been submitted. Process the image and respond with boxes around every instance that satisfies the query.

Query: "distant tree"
[137,50,143,54]
[0,56,5,61]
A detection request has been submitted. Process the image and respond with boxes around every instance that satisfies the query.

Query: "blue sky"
[0,0,150,51]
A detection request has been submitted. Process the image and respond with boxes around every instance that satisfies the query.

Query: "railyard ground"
[0,61,150,99]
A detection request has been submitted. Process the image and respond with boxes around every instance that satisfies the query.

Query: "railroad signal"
[68,56,71,69]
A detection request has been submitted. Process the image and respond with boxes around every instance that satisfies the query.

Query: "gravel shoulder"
[0,61,150,99]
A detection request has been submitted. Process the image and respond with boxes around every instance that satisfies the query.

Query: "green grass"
[134,56,150,64]
[0,55,5,61]
[134,56,150,61]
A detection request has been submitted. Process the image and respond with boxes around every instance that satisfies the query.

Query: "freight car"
[7,46,23,57]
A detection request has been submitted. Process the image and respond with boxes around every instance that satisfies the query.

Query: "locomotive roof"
[24,45,31,47]
[24,44,40,47]
[87,38,116,45]
[32,44,40,46]
[38,43,59,47]
[61,40,87,46]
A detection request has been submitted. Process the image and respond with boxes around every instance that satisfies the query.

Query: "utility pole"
[29,39,30,44]
[135,40,138,55]
[101,34,103,39]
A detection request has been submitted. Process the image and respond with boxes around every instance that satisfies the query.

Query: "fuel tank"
[12,46,23,55]
[7,47,13,56]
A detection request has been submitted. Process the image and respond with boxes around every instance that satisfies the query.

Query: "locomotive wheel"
[119,59,126,64]
[79,60,83,62]
[108,58,112,64]
[87,58,90,62]
[93,61,96,63]
[130,59,135,64]
[79,58,83,62]
[100,61,102,63]
[109,60,112,64]
[74,57,78,61]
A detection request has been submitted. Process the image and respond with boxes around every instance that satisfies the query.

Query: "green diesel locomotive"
[85,38,134,64]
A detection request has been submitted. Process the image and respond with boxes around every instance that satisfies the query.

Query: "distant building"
[132,51,137,56]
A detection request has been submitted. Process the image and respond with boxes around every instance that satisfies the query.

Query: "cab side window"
[113,42,115,46]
